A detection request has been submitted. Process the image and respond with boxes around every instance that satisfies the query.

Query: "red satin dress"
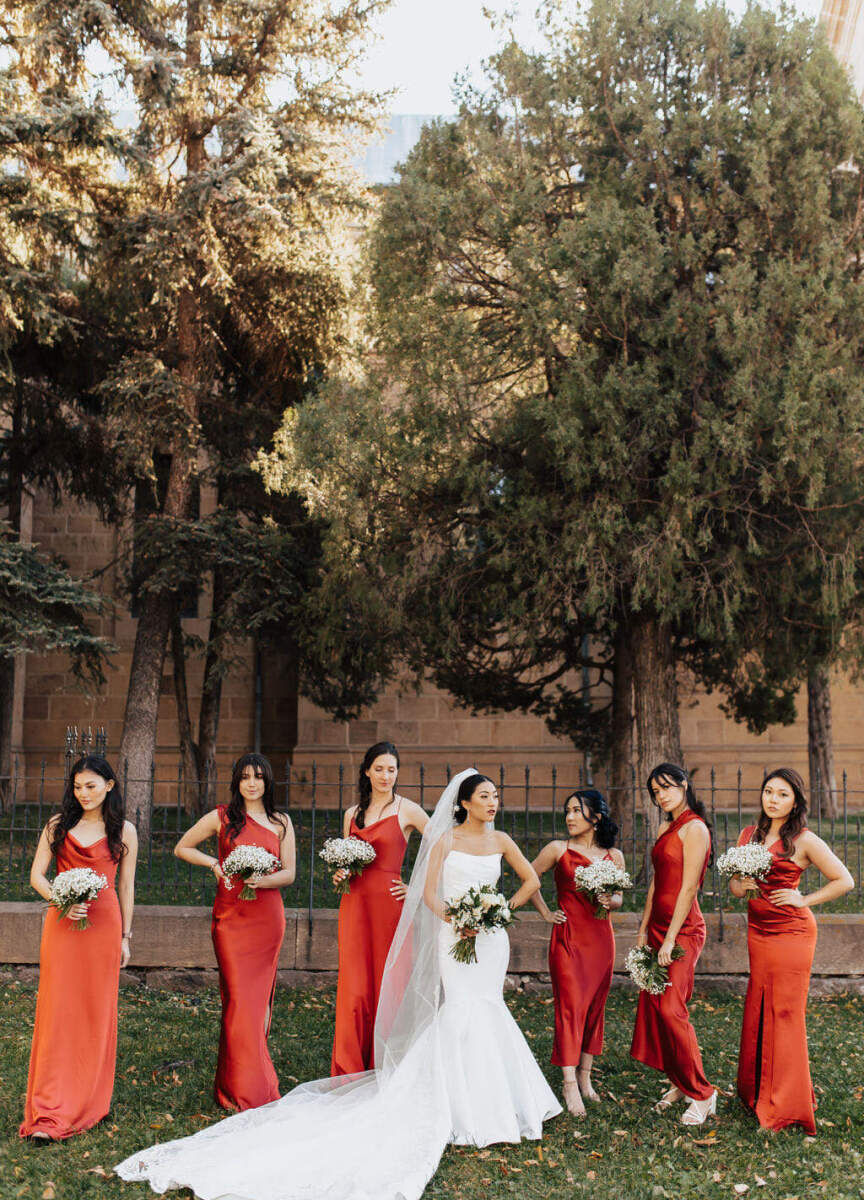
[331,801,407,1076]
[549,848,615,1065]
[736,826,817,1133]
[212,808,286,1111]
[20,832,122,1139]
[630,809,714,1100]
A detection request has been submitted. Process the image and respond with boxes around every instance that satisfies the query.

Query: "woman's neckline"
[448,848,502,859]
[244,812,282,837]
[67,829,107,850]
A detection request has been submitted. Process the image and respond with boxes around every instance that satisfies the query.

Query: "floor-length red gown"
[736,826,817,1133]
[549,848,615,1065]
[212,808,286,1111]
[331,802,407,1076]
[20,832,122,1139]
[630,809,714,1100]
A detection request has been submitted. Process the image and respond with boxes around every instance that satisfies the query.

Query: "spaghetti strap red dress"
[20,833,122,1139]
[736,826,817,1133]
[548,848,615,1065]
[630,809,714,1100]
[211,808,286,1111]
[331,802,407,1076]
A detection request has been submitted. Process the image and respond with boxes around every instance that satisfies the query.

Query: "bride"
[115,769,561,1199]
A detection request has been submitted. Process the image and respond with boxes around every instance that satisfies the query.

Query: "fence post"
[308,762,317,928]
[419,762,425,811]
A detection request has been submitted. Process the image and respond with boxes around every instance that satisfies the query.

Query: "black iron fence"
[1,759,863,921]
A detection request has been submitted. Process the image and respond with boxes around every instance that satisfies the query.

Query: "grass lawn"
[1,983,862,1200]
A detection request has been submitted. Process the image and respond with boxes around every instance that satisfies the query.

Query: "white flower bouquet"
[624,944,685,995]
[221,845,280,900]
[715,842,774,883]
[572,860,633,918]
[444,884,515,964]
[319,836,377,895]
[50,867,108,930]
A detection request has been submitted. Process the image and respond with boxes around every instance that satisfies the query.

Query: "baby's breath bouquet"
[444,884,515,964]
[50,867,108,930]
[572,860,633,918]
[221,846,280,900]
[715,843,774,883]
[624,944,685,995]
[319,836,377,895]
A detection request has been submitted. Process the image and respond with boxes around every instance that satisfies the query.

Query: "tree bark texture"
[630,612,683,846]
[808,666,838,819]
[608,622,635,837]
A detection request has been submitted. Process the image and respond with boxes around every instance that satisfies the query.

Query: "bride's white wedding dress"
[115,773,560,1200]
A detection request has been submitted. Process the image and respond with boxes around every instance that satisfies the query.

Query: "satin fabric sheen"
[548,848,614,1064]
[331,809,407,1075]
[20,833,121,1139]
[735,825,817,1133]
[212,808,286,1111]
[630,809,714,1100]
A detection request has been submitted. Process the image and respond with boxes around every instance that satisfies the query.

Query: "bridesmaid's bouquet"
[572,860,633,918]
[221,846,280,900]
[319,836,377,895]
[50,867,108,930]
[444,884,515,964]
[715,843,773,883]
[624,944,685,995]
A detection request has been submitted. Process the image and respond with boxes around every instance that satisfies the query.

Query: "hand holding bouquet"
[715,843,773,886]
[624,944,685,994]
[572,860,633,918]
[50,867,108,930]
[221,845,280,900]
[445,884,515,964]
[319,836,376,895]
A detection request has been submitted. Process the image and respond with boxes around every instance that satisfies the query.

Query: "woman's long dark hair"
[564,788,618,849]
[355,741,400,830]
[225,753,284,842]
[50,755,126,863]
[454,773,494,824]
[752,767,808,858]
[647,762,714,859]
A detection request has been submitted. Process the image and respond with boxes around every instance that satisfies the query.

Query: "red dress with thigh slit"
[331,804,407,1076]
[630,809,714,1101]
[212,808,286,1111]
[736,826,817,1133]
[549,848,615,1065]
[20,832,121,1139]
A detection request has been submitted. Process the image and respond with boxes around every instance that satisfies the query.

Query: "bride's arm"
[500,834,541,910]
[423,840,449,921]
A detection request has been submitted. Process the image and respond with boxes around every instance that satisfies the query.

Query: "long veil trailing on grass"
[115,769,479,1200]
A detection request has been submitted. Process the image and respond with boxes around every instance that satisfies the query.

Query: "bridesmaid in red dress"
[730,767,852,1133]
[630,763,717,1125]
[175,753,295,1111]
[531,788,625,1116]
[330,741,429,1076]
[20,755,138,1141]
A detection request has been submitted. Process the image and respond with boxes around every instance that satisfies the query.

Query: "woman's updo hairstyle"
[646,762,714,860]
[356,741,400,830]
[564,788,618,849]
[753,767,808,858]
[454,773,494,824]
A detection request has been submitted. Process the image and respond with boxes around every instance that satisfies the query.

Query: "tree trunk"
[0,659,15,810]
[608,622,634,838]
[808,665,838,818]
[196,567,225,814]
[171,615,203,815]
[630,612,683,846]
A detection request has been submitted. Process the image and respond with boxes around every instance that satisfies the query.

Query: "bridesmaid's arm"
[636,878,654,948]
[769,832,853,909]
[253,816,296,889]
[657,821,710,966]
[29,822,57,904]
[596,846,626,912]
[728,826,759,898]
[117,821,139,968]
[400,799,430,838]
[529,841,567,923]
[174,809,224,880]
[500,833,541,911]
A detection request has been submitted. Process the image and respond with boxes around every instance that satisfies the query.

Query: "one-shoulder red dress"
[630,809,714,1100]
[212,808,286,1111]
[549,847,615,1065]
[331,802,407,1076]
[736,826,817,1133]
[20,832,122,1139]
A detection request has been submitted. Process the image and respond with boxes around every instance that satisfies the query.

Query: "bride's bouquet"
[624,944,685,995]
[221,845,280,900]
[572,860,633,918]
[50,867,108,930]
[319,836,377,895]
[445,884,515,964]
[715,842,773,884]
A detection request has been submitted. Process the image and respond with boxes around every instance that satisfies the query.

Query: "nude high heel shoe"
[681,1090,717,1126]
